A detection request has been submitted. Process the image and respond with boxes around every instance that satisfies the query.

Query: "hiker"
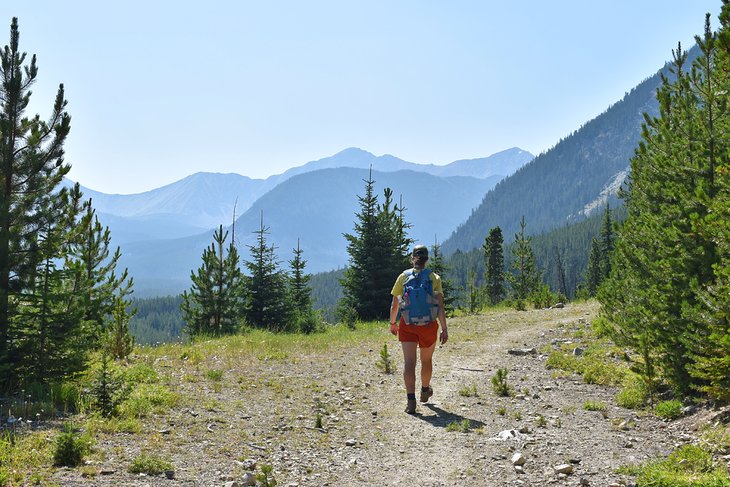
[389,244,448,414]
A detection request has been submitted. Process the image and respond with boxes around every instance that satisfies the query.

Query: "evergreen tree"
[0,18,71,387]
[598,203,614,279]
[289,239,312,314]
[429,239,457,315]
[507,217,540,307]
[584,238,603,297]
[340,171,411,321]
[553,246,568,300]
[482,226,505,305]
[67,200,132,342]
[600,14,728,395]
[289,239,319,333]
[105,293,135,360]
[243,214,293,332]
[181,224,243,336]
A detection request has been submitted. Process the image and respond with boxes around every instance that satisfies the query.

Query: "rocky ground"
[50,302,717,486]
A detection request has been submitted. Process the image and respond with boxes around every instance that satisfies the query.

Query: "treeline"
[128,295,184,345]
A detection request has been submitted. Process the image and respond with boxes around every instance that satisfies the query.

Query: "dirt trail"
[54,302,697,486]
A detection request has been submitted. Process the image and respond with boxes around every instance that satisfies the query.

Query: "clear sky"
[3,1,722,194]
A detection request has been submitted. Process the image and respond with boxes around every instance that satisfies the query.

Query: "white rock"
[553,463,574,474]
[345,438,357,446]
[242,472,257,486]
[511,453,526,466]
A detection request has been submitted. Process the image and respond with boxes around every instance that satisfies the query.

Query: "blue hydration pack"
[399,268,439,325]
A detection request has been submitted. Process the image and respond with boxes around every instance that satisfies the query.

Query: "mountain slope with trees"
[442,47,699,255]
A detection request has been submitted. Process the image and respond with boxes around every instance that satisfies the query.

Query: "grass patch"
[0,429,55,485]
[654,400,683,421]
[123,363,159,385]
[205,369,224,381]
[129,451,173,475]
[446,419,472,433]
[583,400,607,412]
[459,384,478,397]
[616,373,650,409]
[618,444,730,486]
[119,383,178,418]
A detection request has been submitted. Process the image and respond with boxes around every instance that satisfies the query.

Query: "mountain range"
[73,147,533,295]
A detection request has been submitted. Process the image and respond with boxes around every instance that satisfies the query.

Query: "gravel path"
[53,302,700,486]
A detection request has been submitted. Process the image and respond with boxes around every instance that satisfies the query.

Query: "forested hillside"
[442,47,699,255]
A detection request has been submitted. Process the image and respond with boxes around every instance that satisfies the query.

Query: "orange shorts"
[398,318,438,348]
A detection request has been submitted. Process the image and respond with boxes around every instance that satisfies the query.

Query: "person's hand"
[440,329,448,345]
[390,322,398,336]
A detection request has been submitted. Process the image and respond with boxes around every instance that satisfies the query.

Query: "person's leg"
[401,341,418,394]
[419,342,436,389]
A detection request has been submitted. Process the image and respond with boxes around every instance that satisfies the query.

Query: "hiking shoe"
[405,398,417,414]
[420,386,433,403]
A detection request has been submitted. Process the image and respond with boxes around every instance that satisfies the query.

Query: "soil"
[51,302,711,486]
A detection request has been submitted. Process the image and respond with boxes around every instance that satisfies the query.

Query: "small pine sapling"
[375,343,395,374]
[491,368,512,397]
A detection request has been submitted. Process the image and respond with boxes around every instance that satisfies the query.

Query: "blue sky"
[3,1,721,194]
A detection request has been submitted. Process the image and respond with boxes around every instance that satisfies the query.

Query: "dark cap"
[412,244,428,258]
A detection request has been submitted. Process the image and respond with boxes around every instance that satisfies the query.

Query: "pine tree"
[181,224,243,336]
[340,171,411,321]
[600,14,728,395]
[507,217,540,308]
[289,239,312,314]
[0,18,71,387]
[105,293,135,360]
[584,238,603,297]
[598,203,614,279]
[289,239,319,333]
[482,226,505,305]
[67,200,132,342]
[243,214,292,332]
[553,246,568,300]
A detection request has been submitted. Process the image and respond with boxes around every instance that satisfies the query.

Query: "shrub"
[53,424,89,467]
[655,400,683,421]
[129,452,172,475]
[256,464,277,487]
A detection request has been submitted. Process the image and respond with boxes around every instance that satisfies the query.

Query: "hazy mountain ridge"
[68,147,533,243]
[119,168,502,296]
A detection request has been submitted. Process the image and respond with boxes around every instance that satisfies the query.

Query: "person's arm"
[389,295,399,335]
[437,293,448,344]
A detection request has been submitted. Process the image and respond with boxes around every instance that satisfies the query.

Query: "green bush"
[129,452,172,475]
[655,400,683,421]
[53,424,89,467]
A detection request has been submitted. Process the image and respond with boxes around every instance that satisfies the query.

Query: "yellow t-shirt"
[391,268,443,297]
